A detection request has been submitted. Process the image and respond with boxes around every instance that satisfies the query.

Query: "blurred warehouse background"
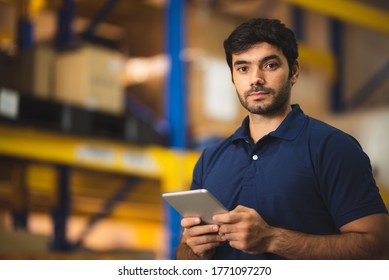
[0,0,388,259]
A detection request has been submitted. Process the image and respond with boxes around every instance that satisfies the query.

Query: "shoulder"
[303,116,373,181]
[304,116,362,151]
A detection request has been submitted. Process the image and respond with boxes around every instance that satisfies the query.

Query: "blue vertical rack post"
[55,0,76,50]
[16,0,34,49]
[17,19,34,50]
[13,1,34,229]
[50,0,76,251]
[50,165,72,251]
[165,0,187,259]
[12,162,28,230]
[292,6,305,42]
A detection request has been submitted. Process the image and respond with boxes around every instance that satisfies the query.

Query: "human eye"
[264,61,279,70]
[236,66,249,73]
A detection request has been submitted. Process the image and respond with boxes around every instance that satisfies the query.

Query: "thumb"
[233,205,250,212]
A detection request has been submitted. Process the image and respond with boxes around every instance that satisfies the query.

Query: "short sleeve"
[315,130,387,227]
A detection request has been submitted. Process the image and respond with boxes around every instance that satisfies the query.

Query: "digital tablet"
[162,189,227,224]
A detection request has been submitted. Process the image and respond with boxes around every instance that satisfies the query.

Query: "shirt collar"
[231,104,307,143]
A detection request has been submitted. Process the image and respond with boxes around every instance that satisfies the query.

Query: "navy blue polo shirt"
[190,104,387,260]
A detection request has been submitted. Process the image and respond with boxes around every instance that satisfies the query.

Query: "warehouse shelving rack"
[0,122,199,258]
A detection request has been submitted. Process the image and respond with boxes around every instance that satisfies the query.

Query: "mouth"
[247,90,270,99]
[250,89,268,95]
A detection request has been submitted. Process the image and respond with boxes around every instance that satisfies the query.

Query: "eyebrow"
[233,54,281,67]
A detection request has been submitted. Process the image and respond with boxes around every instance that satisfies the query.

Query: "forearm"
[175,243,204,260]
[269,228,387,260]
[176,234,219,260]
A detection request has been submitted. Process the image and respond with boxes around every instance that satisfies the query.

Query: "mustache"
[245,85,274,96]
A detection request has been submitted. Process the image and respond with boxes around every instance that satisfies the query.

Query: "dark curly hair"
[223,18,298,77]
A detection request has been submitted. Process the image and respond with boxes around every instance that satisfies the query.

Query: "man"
[175,18,389,260]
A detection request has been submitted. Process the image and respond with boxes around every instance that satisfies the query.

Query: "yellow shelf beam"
[282,0,389,36]
[0,124,162,178]
[0,124,200,192]
[299,43,335,79]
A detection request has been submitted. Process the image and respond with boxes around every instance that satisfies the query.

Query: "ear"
[290,60,300,86]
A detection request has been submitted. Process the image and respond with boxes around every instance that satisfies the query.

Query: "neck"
[249,105,291,143]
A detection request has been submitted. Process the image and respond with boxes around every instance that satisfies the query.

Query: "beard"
[237,79,292,116]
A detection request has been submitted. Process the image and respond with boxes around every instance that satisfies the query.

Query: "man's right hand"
[179,217,224,259]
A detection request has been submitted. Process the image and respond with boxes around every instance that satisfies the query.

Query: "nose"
[250,68,265,86]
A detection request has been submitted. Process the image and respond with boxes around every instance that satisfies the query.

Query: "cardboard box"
[0,46,54,98]
[54,45,125,114]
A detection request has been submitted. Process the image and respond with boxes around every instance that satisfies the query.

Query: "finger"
[187,232,224,247]
[213,211,241,224]
[213,205,252,223]
[181,217,201,228]
[186,232,224,255]
[233,205,251,212]
[221,231,241,242]
[185,224,220,238]
[213,211,234,224]
[218,224,237,236]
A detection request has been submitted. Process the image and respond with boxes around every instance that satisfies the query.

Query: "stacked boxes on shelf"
[0,44,167,145]
[53,45,125,115]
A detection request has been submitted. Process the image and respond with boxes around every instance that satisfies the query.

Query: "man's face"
[231,42,298,116]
